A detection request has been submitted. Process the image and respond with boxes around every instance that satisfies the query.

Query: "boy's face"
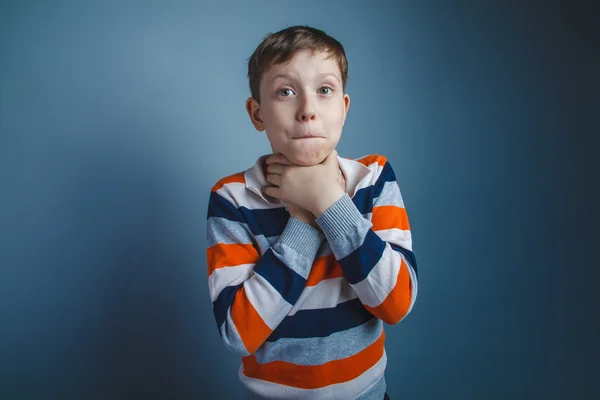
[246,49,350,166]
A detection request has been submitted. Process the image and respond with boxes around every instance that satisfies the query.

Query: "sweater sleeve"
[315,159,418,324]
[207,190,325,356]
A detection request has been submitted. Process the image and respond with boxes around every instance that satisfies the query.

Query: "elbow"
[377,257,418,324]
[222,339,253,358]
[367,303,411,325]
[364,281,415,325]
[218,322,254,357]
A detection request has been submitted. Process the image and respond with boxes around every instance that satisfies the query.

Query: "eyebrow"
[269,72,341,84]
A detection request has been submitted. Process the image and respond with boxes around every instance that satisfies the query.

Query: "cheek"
[264,105,293,130]
[323,108,345,131]
[324,100,345,122]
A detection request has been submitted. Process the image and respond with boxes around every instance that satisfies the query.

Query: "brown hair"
[247,25,349,103]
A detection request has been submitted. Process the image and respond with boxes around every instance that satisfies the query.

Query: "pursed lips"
[293,134,324,139]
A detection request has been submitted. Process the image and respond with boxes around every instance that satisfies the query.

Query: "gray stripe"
[271,219,325,280]
[373,180,405,208]
[253,317,383,365]
[207,217,253,247]
[277,218,325,261]
[271,240,314,281]
[316,240,333,258]
[220,308,250,357]
[316,194,372,260]
[207,217,278,257]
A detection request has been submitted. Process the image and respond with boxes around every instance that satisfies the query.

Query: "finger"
[265,153,293,165]
[265,153,286,165]
[266,163,285,175]
[265,173,281,186]
[262,185,280,198]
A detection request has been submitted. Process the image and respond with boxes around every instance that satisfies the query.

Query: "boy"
[206,25,418,399]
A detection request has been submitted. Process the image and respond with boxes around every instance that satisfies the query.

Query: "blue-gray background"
[1,1,596,399]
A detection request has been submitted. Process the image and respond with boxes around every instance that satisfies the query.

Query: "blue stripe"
[207,192,290,238]
[373,161,396,198]
[351,161,396,215]
[207,192,245,223]
[266,298,375,341]
[390,243,418,278]
[212,282,244,335]
[339,229,386,285]
[253,249,306,305]
[352,185,374,215]
[240,207,290,238]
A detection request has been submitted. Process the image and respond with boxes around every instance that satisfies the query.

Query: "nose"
[297,94,316,122]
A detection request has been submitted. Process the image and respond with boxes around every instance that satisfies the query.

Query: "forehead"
[263,49,341,81]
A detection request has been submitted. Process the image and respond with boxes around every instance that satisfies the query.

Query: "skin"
[246,49,350,226]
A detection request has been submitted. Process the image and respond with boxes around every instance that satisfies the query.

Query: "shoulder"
[352,154,395,183]
[353,154,388,169]
[210,171,246,193]
[208,170,249,211]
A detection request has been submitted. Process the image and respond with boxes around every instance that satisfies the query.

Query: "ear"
[246,97,265,131]
[341,93,350,126]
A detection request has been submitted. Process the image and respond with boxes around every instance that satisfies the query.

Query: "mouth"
[293,134,324,140]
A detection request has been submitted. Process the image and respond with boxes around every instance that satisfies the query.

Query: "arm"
[315,159,418,324]
[207,189,325,356]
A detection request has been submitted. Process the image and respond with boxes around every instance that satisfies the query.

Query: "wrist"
[288,207,318,228]
[311,187,346,217]
[291,212,313,224]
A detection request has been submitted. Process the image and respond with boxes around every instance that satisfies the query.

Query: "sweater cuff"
[278,217,325,261]
[315,194,367,244]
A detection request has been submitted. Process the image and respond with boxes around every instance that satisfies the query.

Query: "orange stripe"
[364,258,412,324]
[206,243,259,276]
[305,255,343,286]
[212,172,245,192]
[231,286,273,354]
[356,154,387,167]
[242,330,385,389]
[371,205,410,231]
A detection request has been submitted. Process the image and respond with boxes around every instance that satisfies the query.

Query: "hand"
[262,149,346,217]
[261,154,318,227]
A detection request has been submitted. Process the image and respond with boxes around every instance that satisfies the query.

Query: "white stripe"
[244,273,291,330]
[208,263,254,302]
[216,182,284,211]
[405,262,419,315]
[374,227,413,251]
[354,162,384,193]
[239,350,387,399]
[289,277,358,316]
[351,244,402,307]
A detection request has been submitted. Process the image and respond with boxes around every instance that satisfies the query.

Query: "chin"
[286,149,330,166]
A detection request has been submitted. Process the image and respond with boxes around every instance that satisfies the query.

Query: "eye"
[318,86,333,95]
[278,88,294,97]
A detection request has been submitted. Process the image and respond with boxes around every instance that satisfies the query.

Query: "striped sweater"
[206,154,418,399]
